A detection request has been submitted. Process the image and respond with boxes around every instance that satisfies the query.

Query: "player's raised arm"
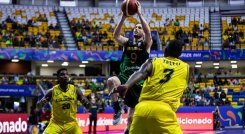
[76,88,91,109]
[136,2,152,52]
[36,89,52,110]
[113,14,129,46]
[114,58,153,97]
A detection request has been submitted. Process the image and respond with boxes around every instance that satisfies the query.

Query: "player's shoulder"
[151,57,163,62]
[179,60,189,67]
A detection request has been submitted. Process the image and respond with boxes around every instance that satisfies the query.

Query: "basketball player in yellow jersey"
[36,68,90,134]
[113,39,189,134]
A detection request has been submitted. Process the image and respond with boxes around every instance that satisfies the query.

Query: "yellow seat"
[97,46,103,51]
[85,46,91,51]
[239,98,245,102]
[103,45,108,51]
[108,46,114,51]
[91,45,96,51]
[231,102,237,106]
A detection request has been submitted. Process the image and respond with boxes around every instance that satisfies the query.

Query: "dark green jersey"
[119,39,149,77]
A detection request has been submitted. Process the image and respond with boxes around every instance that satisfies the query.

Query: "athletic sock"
[113,101,121,114]
[124,128,129,134]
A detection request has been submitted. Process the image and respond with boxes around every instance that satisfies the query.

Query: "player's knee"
[107,77,120,88]
[107,77,114,86]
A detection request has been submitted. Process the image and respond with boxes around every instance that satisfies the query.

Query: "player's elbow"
[138,70,148,80]
[113,33,119,40]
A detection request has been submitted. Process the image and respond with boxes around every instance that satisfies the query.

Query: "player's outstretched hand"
[109,85,128,98]
[136,1,142,16]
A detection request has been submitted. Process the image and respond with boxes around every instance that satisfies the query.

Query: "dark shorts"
[118,74,143,108]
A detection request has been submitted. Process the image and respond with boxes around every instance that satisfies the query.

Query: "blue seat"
[238,102,244,105]
[77,106,86,113]
[104,107,114,113]
[233,92,240,96]
[232,97,239,102]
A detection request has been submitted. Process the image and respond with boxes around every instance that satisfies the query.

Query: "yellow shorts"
[129,101,182,134]
[44,121,82,134]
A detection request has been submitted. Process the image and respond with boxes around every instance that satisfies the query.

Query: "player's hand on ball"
[136,1,142,15]
[110,85,128,98]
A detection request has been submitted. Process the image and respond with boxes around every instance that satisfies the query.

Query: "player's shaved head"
[164,39,184,58]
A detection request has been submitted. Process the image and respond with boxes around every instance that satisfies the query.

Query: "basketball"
[121,0,138,16]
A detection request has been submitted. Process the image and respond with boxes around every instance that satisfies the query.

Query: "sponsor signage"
[0,114,28,134]
[1,48,245,61]
[0,113,213,133]
[76,114,128,132]
[0,85,37,96]
[177,113,213,130]
[76,113,213,132]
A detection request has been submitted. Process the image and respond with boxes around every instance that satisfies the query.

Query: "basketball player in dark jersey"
[107,2,152,134]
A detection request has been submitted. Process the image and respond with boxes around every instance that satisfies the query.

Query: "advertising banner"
[177,106,244,127]
[177,113,213,130]
[0,113,213,133]
[76,113,213,132]
[0,85,37,96]
[0,48,245,61]
[0,114,28,134]
[76,114,128,132]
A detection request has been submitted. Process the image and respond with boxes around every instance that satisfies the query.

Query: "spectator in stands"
[233,25,238,31]
[108,25,114,32]
[199,24,204,32]
[107,37,115,46]
[223,78,229,85]
[232,17,238,26]
[174,19,180,26]
[110,17,115,24]
[39,107,51,122]
[197,73,202,83]
[228,34,236,49]
[162,27,168,35]
[175,27,183,39]
[241,84,245,92]
[198,32,204,38]
[217,78,223,86]
[214,90,219,100]
[6,37,13,47]
[239,30,244,37]
[6,16,13,23]
[14,74,19,83]
[213,73,218,86]
[224,98,231,106]
[164,18,170,26]
[54,23,60,30]
[194,91,202,103]
[219,90,226,100]
[102,31,108,39]
[208,96,216,106]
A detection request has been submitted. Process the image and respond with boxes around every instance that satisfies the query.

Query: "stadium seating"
[222,16,245,49]
[0,5,64,49]
[65,7,210,51]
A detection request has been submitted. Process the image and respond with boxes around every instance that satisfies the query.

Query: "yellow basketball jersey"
[51,84,78,123]
[139,57,189,111]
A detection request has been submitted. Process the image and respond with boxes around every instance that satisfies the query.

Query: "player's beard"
[134,34,142,39]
